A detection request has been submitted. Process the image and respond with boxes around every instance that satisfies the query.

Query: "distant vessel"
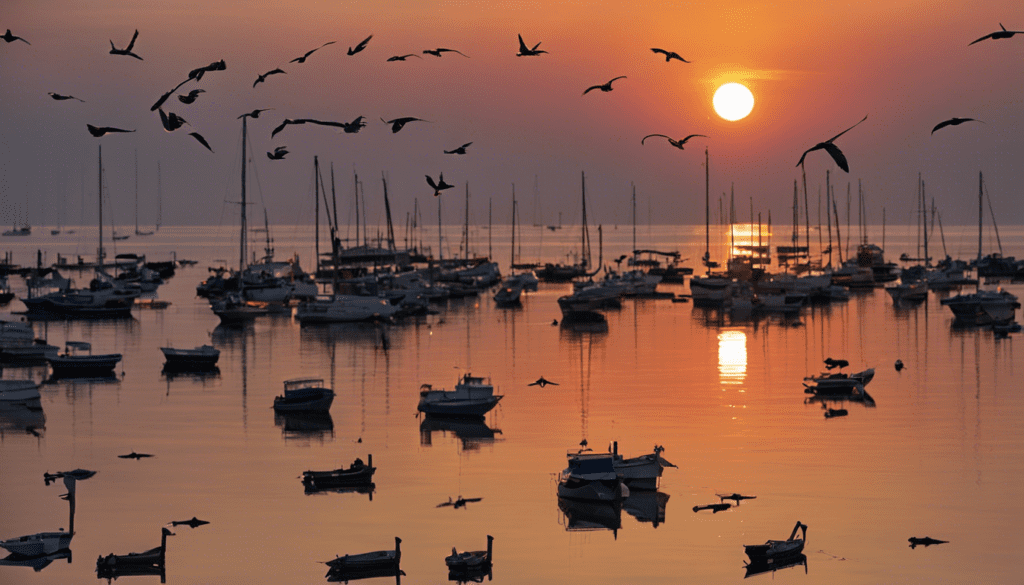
[160,345,220,369]
[0,379,41,403]
[47,341,122,377]
[941,289,1019,326]
[417,373,503,417]
[273,378,335,412]
[744,521,807,562]
[302,455,375,490]
[325,537,401,576]
[0,529,72,557]
[558,451,629,502]
[2,225,30,237]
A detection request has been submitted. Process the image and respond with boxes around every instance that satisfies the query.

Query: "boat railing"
[284,378,325,391]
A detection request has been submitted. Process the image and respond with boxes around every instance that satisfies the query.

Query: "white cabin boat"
[609,442,676,490]
[940,289,1020,326]
[418,374,503,417]
[295,295,400,324]
[273,378,334,412]
[558,451,629,502]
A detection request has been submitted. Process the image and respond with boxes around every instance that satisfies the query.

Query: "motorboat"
[325,536,401,575]
[558,451,629,502]
[0,529,72,557]
[689,274,733,306]
[445,535,493,570]
[940,289,1020,326]
[295,294,401,324]
[886,280,928,304]
[160,345,220,369]
[302,455,376,489]
[417,373,503,417]
[609,442,676,490]
[211,293,270,324]
[47,341,121,378]
[744,521,807,561]
[493,277,524,306]
[804,367,875,390]
[273,378,335,412]
[96,527,173,573]
[21,273,138,318]
[0,379,41,403]
[0,339,60,363]
[0,317,35,348]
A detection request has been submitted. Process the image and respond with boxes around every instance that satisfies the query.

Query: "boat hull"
[273,389,334,412]
[417,396,501,417]
[0,531,72,557]
[0,380,41,403]
[47,354,121,377]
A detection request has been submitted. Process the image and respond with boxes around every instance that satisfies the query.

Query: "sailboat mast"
[240,116,248,273]
[825,170,832,268]
[156,161,162,232]
[464,182,470,261]
[632,183,636,253]
[510,184,516,271]
[134,149,139,234]
[704,147,710,269]
[353,171,360,248]
[382,172,395,251]
[315,158,320,272]
[977,171,983,263]
[580,171,589,268]
[98,145,104,265]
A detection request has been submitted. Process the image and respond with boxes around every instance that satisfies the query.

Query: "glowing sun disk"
[713,83,754,121]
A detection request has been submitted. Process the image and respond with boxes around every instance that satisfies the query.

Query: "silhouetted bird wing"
[820,142,850,172]
[87,124,135,137]
[151,78,190,111]
[254,68,285,87]
[641,134,670,145]
[651,47,689,62]
[3,29,30,44]
[680,134,707,144]
[426,175,439,190]
[348,34,372,55]
[435,48,469,57]
[48,92,85,102]
[517,34,529,54]
[271,119,295,137]
[824,114,868,144]
[607,75,627,86]
[582,84,603,95]
[126,29,139,51]
[291,41,335,63]
[188,132,214,152]
[931,117,978,134]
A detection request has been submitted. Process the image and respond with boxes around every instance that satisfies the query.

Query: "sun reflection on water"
[717,330,747,386]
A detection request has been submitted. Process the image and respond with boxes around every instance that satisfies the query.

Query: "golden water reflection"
[717,330,747,386]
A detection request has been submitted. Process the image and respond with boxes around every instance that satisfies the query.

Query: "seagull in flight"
[348,34,372,55]
[337,116,367,133]
[188,59,226,81]
[188,132,214,152]
[271,118,346,138]
[150,78,190,111]
[254,68,286,87]
[118,451,154,459]
[969,23,1024,45]
[426,173,454,196]
[291,41,335,63]
[48,92,85,102]
[267,146,288,160]
[528,376,558,387]
[2,29,30,44]
[795,115,867,173]
[444,142,472,155]
[423,47,469,58]
[387,53,422,62]
[238,108,273,120]
[381,117,428,133]
[170,517,210,528]
[642,133,706,149]
[158,109,189,132]
[87,124,135,137]
[516,34,547,56]
[650,48,689,63]
[583,76,626,95]
[177,89,205,104]
[109,29,142,60]
[931,117,982,134]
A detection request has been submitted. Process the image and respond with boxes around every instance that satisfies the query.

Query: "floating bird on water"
[267,146,288,160]
[150,79,190,111]
[158,109,188,132]
[551,319,558,326]
[717,493,756,504]
[171,517,209,528]
[423,47,469,58]
[110,29,142,60]
[348,34,372,56]
[188,132,214,152]
[931,117,981,134]
[579,438,588,448]
[337,115,367,134]
[895,359,904,372]
[796,115,867,173]
[583,76,626,95]
[291,41,335,63]
[444,142,472,155]
[437,496,483,508]
[382,116,428,133]
[188,59,226,81]
[2,29,30,44]
[426,173,454,197]
[239,108,273,120]
[118,451,154,459]
[969,23,1024,45]
[909,536,948,549]
[253,68,285,87]
[824,357,849,370]
[177,89,205,104]
[87,124,135,137]
[528,377,558,387]
[516,34,547,56]
[693,503,732,513]
[387,53,421,62]
[642,133,707,150]
[650,48,689,63]
[48,92,85,102]
[824,408,848,418]
[271,118,345,137]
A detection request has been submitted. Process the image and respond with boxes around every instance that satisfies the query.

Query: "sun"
[713,83,754,121]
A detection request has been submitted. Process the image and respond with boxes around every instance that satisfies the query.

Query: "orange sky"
[2,1,1022,229]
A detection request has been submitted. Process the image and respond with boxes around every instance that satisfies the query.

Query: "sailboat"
[537,172,592,282]
[689,148,733,306]
[494,186,535,306]
[134,152,153,236]
[20,146,139,317]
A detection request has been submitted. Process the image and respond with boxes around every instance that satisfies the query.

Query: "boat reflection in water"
[557,496,621,538]
[449,565,492,583]
[0,549,71,572]
[327,566,404,583]
[744,553,808,578]
[622,491,670,528]
[419,415,502,451]
[274,411,335,443]
[161,366,220,382]
[0,400,45,438]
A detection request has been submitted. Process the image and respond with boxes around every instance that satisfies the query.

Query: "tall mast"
[580,171,589,268]
[353,171,360,248]
[825,170,832,268]
[98,145,104,265]
[156,161,162,232]
[510,184,516,271]
[134,149,139,234]
[382,172,395,251]
[464,182,470,260]
[631,182,636,253]
[315,159,320,272]
[704,147,710,271]
[239,116,248,273]
[803,166,810,267]
[977,171,983,263]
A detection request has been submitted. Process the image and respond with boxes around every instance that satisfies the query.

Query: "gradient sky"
[2,1,1022,231]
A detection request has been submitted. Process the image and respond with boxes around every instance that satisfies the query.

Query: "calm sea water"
[0,223,1022,584]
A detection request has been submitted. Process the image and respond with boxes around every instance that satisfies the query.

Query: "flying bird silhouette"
[118,451,154,459]
[158,109,188,132]
[87,124,135,137]
[348,34,372,55]
[381,117,428,133]
[271,118,346,137]
[253,68,286,87]
[267,146,288,160]
[238,108,273,120]
[516,34,547,56]
[823,357,850,370]
[150,78,190,111]
[177,89,205,104]
[583,76,626,95]
[48,92,85,102]
[337,116,367,133]
[642,133,707,150]
[796,115,867,173]
[650,48,689,63]
[2,29,30,44]
[969,23,1024,45]
[436,496,483,508]
[290,41,335,63]
[387,53,422,62]
[931,117,981,134]
[188,132,213,152]
[188,59,226,81]
[528,377,558,387]
[109,29,142,60]
[171,517,209,528]
[423,47,469,58]
[426,173,454,196]
[444,142,472,155]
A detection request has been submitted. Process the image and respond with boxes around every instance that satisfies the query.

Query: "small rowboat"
[445,535,493,570]
[302,455,376,489]
[48,342,121,378]
[744,521,807,561]
[325,537,401,577]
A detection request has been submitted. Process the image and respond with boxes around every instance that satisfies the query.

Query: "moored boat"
[417,373,503,417]
[609,442,676,491]
[47,342,121,377]
[273,378,334,412]
[302,455,375,489]
[96,527,173,572]
[744,521,807,561]
[325,536,401,575]
[558,451,629,502]
[0,529,72,557]
[445,535,493,570]
[0,379,41,403]
[940,289,1019,326]
[160,345,220,369]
